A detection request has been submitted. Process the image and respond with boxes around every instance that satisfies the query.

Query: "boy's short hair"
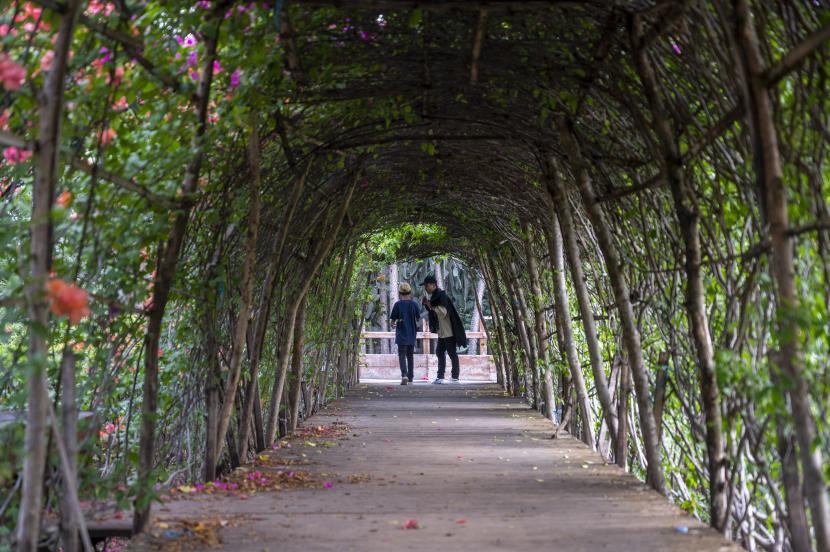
[398,282,412,295]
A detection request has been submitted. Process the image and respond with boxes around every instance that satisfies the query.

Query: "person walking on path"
[421,275,467,384]
[390,282,420,385]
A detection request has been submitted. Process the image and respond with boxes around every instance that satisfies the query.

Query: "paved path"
[136,383,737,551]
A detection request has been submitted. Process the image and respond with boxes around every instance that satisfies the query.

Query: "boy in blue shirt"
[390,282,420,385]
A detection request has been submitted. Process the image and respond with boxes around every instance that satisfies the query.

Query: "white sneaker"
[432,378,446,384]
[450,378,461,384]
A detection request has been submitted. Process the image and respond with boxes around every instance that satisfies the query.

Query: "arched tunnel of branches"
[1,0,830,550]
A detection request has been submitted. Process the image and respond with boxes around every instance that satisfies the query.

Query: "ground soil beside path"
[129,383,738,552]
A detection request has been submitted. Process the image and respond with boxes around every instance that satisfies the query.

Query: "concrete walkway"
[135,383,737,551]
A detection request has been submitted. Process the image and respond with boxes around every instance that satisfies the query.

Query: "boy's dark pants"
[436,337,460,380]
[398,344,414,380]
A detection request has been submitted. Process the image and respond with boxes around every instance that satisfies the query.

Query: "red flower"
[98,127,116,145]
[46,278,91,325]
[56,190,72,208]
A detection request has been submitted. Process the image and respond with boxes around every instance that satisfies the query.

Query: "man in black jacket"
[421,275,467,384]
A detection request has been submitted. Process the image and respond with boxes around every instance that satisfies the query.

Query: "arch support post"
[522,221,556,421]
[727,1,830,547]
[544,164,618,456]
[629,14,727,532]
[556,115,666,494]
[543,213,595,448]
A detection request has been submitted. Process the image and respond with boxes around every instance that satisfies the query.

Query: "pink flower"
[112,96,129,111]
[671,43,682,55]
[104,422,116,434]
[187,51,198,67]
[183,34,197,47]
[0,24,12,36]
[0,54,26,90]
[0,110,9,130]
[212,59,222,74]
[40,50,55,72]
[3,147,31,165]
[86,1,115,16]
[402,519,419,530]
[230,68,240,89]
[323,481,333,489]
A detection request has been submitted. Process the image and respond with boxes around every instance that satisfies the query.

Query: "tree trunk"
[264,174,358,444]
[505,260,537,406]
[557,115,665,494]
[630,17,727,529]
[545,214,595,448]
[468,276,486,354]
[389,263,400,355]
[236,171,306,459]
[59,351,79,552]
[615,349,630,470]
[135,22,221,533]
[18,4,81,550]
[545,167,618,452]
[379,266,390,354]
[522,222,555,421]
[480,256,510,391]
[288,296,308,432]
[729,1,830,547]
[214,117,262,469]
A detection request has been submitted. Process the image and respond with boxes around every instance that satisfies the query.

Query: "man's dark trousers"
[436,337,460,380]
[398,344,414,381]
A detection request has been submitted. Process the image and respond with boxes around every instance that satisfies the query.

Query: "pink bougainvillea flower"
[455,519,466,525]
[45,278,91,325]
[40,50,55,72]
[187,51,198,67]
[671,43,682,55]
[56,190,73,207]
[323,481,333,489]
[113,96,129,111]
[0,54,26,90]
[86,0,115,17]
[230,68,240,89]
[3,146,31,165]
[212,59,222,74]
[402,520,419,530]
